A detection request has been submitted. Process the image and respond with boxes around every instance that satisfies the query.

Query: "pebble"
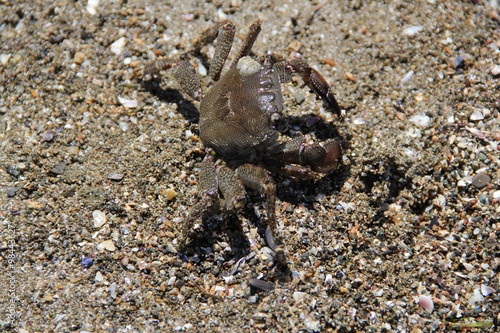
[95,271,104,282]
[491,65,500,76]
[0,53,11,65]
[50,162,66,175]
[98,239,116,252]
[471,173,490,188]
[118,96,138,108]
[403,26,423,35]
[480,284,495,297]
[74,52,86,64]
[294,91,305,104]
[42,130,56,142]
[293,291,307,302]
[401,70,414,83]
[304,316,321,332]
[86,0,99,15]
[92,210,107,228]
[110,37,126,55]
[107,172,124,181]
[409,114,431,127]
[7,187,19,197]
[81,257,94,268]
[469,110,484,121]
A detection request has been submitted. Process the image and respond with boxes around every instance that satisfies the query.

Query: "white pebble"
[197,61,207,76]
[403,26,423,36]
[293,291,307,302]
[469,110,484,121]
[304,316,321,332]
[468,288,484,305]
[463,262,474,271]
[353,118,366,125]
[86,0,99,15]
[118,96,138,108]
[409,114,431,127]
[98,239,116,252]
[110,37,126,55]
[0,53,11,65]
[109,282,117,298]
[119,122,129,132]
[492,190,500,199]
[491,65,500,76]
[95,271,104,282]
[401,70,414,83]
[92,210,107,228]
[418,294,434,313]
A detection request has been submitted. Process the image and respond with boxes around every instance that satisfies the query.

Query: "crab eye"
[270,112,281,125]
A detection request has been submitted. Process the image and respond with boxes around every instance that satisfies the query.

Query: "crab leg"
[273,59,341,115]
[235,20,262,60]
[185,154,219,224]
[144,59,203,101]
[235,164,287,265]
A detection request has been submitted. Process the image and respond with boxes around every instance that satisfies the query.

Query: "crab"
[145,20,342,265]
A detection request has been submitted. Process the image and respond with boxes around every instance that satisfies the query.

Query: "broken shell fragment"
[249,278,275,291]
[418,294,434,313]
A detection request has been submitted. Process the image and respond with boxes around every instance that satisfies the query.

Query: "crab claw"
[304,140,342,173]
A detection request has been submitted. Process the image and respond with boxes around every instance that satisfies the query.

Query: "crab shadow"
[142,78,200,123]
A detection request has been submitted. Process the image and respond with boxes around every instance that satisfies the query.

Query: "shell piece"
[237,56,261,77]
[418,294,434,313]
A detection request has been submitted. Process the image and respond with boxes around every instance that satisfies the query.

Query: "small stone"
[92,210,107,228]
[304,316,321,332]
[107,172,124,181]
[42,130,56,142]
[0,53,11,65]
[248,278,275,291]
[98,239,116,252]
[472,173,490,188]
[294,91,305,104]
[404,26,423,35]
[110,37,126,55]
[50,162,66,175]
[409,115,431,127]
[480,284,495,296]
[491,65,500,76]
[7,187,20,197]
[95,271,104,282]
[293,291,307,302]
[164,186,177,201]
[43,294,54,302]
[87,0,99,15]
[118,96,138,108]
[470,110,484,121]
[81,257,94,268]
[74,52,86,64]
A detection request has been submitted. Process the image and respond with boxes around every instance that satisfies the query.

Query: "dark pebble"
[50,162,66,175]
[81,257,94,268]
[472,173,491,188]
[6,165,21,177]
[7,187,20,197]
